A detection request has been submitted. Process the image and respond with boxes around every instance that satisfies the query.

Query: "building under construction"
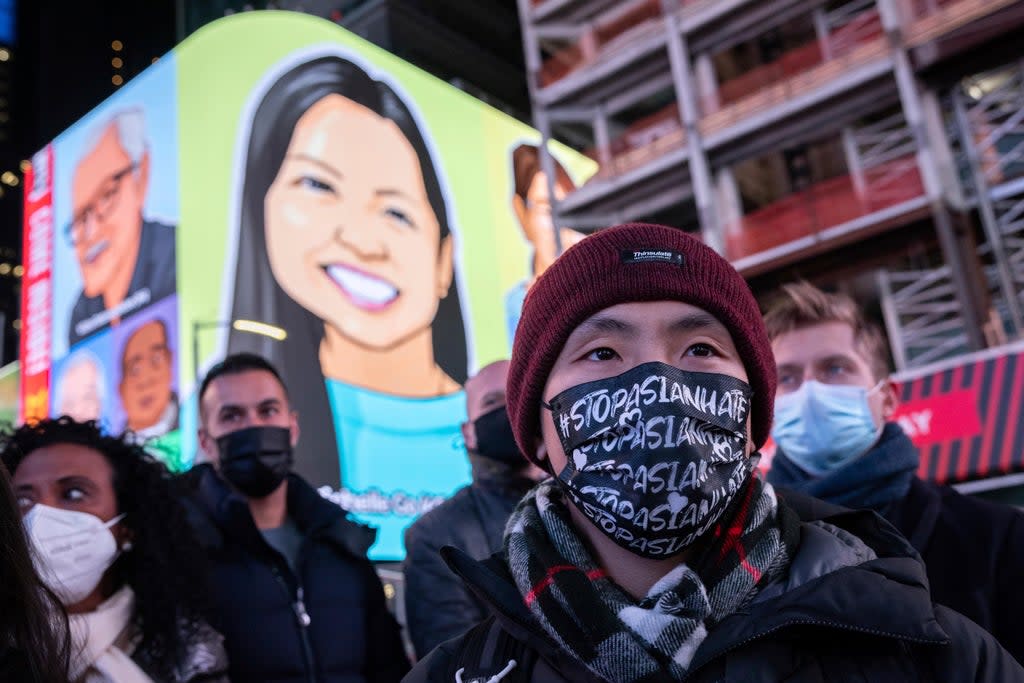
[517,0,1024,374]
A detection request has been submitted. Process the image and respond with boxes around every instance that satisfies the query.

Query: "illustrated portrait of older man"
[66,108,177,346]
[119,318,179,441]
[55,350,106,423]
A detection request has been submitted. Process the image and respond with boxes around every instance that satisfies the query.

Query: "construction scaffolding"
[517,0,1024,370]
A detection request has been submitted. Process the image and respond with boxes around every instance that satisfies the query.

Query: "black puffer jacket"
[0,647,34,682]
[886,476,1024,663]
[771,423,1024,663]
[185,464,409,683]
[403,468,535,658]
[403,491,1024,682]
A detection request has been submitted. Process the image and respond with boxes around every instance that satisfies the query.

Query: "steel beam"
[662,0,721,252]
[952,87,1024,336]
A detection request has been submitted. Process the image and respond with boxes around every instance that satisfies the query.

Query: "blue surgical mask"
[771,380,883,476]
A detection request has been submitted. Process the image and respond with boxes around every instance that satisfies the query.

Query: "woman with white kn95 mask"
[1,417,228,683]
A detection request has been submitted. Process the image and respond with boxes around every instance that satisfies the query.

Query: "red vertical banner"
[19,145,54,423]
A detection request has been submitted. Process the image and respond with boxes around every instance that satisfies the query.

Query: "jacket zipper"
[271,566,317,683]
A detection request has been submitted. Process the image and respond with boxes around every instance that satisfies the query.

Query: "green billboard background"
[178,12,595,383]
[0,362,18,426]
[30,10,595,560]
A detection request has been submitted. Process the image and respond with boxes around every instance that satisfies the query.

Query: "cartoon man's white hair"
[81,108,148,175]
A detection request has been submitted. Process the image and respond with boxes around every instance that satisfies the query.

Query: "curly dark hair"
[0,417,210,680]
[0,461,70,683]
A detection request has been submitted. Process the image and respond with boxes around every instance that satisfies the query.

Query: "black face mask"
[542,361,754,559]
[217,426,294,499]
[472,406,523,465]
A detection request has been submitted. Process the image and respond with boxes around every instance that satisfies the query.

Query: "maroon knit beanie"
[506,222,775,467]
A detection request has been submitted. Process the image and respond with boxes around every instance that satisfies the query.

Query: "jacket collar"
[468,454,540,498]
[442,546,601,681]
[192,464,375,559]
[443,489,949,680]
[886,476,943,551]
[685,491,949,676]
[770,422,919,512]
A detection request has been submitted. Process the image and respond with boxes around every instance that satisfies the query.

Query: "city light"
[11,319,20,331]
[0,263,10,275]
[1,171,18,186]
[112,75,124,86]
[112,40,123,51]
[112,57,123,68]
[19,160,29,173]
[232,319,288,341]
[13,264,22,277]
[0,48,9,62]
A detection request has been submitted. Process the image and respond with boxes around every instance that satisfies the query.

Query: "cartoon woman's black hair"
[227,55,469,487]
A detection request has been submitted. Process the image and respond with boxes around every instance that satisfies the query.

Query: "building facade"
[518,0,1024,371]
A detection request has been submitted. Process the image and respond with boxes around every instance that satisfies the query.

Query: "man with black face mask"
[402,359,546,659]
[184,352,408,683]
[403,223,1023,682]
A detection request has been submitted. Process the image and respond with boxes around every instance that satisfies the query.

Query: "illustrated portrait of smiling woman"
[225,54,471,556]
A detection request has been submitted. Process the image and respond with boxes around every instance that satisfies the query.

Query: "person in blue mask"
[765,281,1024,663]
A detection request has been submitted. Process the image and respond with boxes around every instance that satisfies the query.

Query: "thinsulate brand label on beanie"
[620,249,685,266]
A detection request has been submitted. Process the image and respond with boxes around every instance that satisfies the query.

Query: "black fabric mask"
[472,406,524,465]
[542,361,754,559]
[217,426,294,498]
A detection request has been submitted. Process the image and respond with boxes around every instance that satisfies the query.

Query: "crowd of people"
[2,222,1024,682]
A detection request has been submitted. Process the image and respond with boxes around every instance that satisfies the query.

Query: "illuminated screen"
[0,0,13,46]
[0,361,16,424]
[20,10,596,560]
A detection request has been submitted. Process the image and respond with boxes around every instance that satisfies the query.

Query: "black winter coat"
[403,475,533,659]
[0,647,34,682]
[403,491,1024,683]
[771,423,1024,662]
[185,465,409,683]
[886,475,1024,663]
[130,617,229,682]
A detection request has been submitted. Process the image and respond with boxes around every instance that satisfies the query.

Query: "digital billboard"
[0,0,14,46]
[21,10,596,559]
[0,361,17,425]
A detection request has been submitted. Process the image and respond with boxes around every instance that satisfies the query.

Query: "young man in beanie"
[403,223,1022,682]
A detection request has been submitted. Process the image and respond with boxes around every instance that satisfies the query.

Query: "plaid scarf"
[504,476,798,683]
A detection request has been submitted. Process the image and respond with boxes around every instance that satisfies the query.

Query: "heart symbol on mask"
[573,450,588,471]
[668,492,687,513]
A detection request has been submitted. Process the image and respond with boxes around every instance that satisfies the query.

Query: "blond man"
[765,281,1024,663]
